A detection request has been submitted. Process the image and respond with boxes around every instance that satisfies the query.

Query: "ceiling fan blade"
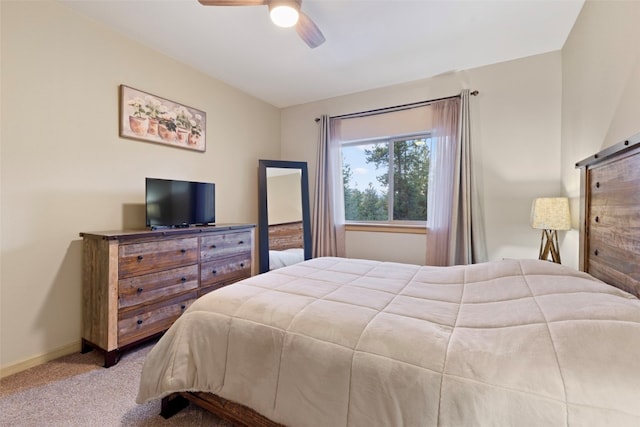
[198,0,267,6]
[296,11,325,48]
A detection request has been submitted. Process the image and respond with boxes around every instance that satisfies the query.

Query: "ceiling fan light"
[269,2,299,28]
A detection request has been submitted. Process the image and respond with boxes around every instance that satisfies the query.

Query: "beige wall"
[267,172,303,225]
[560,0,640,267]
[346,231,427,265]
[0,1,280,373]
[281,52,563,265]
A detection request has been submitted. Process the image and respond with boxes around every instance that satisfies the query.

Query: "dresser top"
[80,223,255,241]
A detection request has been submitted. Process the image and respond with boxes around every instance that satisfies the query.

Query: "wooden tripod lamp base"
[538,229,561,264]
[531,197,570,265]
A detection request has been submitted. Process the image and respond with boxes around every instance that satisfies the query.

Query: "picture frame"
[119,85,206,152]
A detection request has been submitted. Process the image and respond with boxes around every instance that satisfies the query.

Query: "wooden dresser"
[80,224,255,367]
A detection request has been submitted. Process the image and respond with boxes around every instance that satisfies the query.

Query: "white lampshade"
[530,197,571,230]
[269,1,300,28]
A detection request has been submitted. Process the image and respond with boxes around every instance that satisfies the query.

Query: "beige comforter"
[137,257,640,426]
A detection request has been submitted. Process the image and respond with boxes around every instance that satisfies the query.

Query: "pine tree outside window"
[341,134,431,223]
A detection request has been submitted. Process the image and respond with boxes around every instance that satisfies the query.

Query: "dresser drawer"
[201,253,251,288]
[200,231,252,261]
[199,271,251,296]
[119,237,198,278]
[118,264,198,310]
[118,291,197,347]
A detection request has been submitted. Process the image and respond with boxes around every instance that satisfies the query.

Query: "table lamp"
[530,197,571,263]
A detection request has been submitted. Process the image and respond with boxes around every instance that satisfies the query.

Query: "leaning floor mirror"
[258,160,312,273]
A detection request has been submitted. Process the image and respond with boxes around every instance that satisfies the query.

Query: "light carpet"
[0,340,230,426]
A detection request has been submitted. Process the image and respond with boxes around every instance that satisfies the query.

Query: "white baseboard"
[0,341,81,378]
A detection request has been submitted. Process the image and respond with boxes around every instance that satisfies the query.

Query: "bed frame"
[160,133,640,424]
[161,392,282,426]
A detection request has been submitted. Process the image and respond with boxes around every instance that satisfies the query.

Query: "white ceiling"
[60,0,584,108]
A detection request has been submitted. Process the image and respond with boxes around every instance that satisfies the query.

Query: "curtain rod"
[314,90,478,122]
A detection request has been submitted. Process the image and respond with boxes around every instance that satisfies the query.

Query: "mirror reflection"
[258,160,311,273]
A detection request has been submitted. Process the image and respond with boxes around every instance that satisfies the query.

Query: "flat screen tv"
[145,178,215,229]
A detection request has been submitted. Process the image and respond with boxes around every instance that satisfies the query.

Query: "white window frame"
[341,132,432,226]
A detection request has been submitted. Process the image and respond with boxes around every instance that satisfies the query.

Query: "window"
[341,134,431,223]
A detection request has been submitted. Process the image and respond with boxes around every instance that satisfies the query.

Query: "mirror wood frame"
[258,159,312,273]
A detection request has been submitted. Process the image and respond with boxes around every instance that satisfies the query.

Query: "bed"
[136,136,640,426]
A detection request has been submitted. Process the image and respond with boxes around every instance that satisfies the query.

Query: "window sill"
[345,223,427,235]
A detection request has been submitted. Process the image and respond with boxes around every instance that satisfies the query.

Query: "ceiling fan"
[198,0,326,48]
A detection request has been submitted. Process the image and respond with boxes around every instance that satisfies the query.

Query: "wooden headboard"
[576,133,640,298]
[268,221,304,251]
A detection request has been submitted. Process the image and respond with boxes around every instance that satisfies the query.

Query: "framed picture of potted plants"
[119,85,206,152]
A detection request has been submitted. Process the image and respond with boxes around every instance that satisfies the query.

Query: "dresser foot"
[81,338,94,354]
[81,339,120,367]
[103,349,120,368]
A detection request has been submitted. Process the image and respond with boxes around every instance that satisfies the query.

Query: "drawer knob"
[212,269,217,275]
[595,216,599,223]
[238,240,244,245]
[240,263,245,268]
[595,182,600,189]
[137,255,144,261]
[181,304,186,310]
[181,277,187,282]
[211,245,217,249]
[180,249,186,254]
[137,319,143,325]
[594,249,599,256]
[137,287,144,294]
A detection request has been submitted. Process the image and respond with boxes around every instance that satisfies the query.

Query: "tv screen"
[145,178,215,228]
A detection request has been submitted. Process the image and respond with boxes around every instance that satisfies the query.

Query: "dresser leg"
[81,339,120,368]
[104,349,120,368]
[81,338,93,354]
